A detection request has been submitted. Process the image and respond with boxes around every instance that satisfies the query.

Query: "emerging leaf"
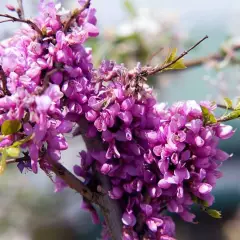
[6,147,20,158]
[206,209,222,219]
[165,48,177,63]
[223,97,232,109]
[222,110,240,121]
[201,106,217,124]
[162,48,187,71]
[1,120,22,135]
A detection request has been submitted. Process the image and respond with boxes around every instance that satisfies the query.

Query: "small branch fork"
[0,14,42,35]
[184,44,240,68]
[142,35,209,76]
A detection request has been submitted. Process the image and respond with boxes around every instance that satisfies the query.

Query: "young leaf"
[201,200,210,208]
[165,48,177,64]
[1,120,22,135]
[6,146,20,158]
[201,106,217,124]
[162,48,186,71]
[168,60,186,70]
[221,110,240,121]
[206,209,222,219]
[223,97,232,109]
[0,149,7,174]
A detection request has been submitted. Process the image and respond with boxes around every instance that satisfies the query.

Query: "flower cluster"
[0,0,98,173]
[0,1,235,240]
[73,61,234,239]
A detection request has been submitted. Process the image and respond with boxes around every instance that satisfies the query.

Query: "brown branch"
[184,44,240,69]
[217,104,234,111]
[145,35,208,76]
[6,154,102,207]
[8,117,122,240]
[46,156,102,206]
[77,116,122,240]
[0,19,14,24]
[0,14,42,35]
[63,0,91,33]
[17,0,25,20]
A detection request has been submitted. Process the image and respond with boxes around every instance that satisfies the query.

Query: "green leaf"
[162,48,186,71]
[201,106,217,124]
[0,149,7,174]
[222,110,240,121]
[12,134,33,147]
[192,195,209,208]
[168,60,186,70]
[164,48,177,64]
[1,120,22,135]
[206,209,222,219]
[124,0,136,17]
[6,147,20,158]
[223,97,232,109]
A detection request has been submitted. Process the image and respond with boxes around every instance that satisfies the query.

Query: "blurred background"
[0,0,240,239]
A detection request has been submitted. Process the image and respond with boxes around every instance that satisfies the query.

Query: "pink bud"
[6,4,15,11]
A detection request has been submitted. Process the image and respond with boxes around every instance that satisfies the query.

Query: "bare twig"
[17,0,25,19]
[145,35,209,76]
[184,44,240,68]
[46,156,102,206]
[0,19,15,24]
[63,0,91,32]
[6,154,102,206]
[147,47,164,65]
[0,14,42,35]
[217,104,234,111]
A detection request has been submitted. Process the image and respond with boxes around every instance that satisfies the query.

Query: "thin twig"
[0,19,14,24]
[17,0,25,19]
[217,104,234,111]
[0,14,42,35]
[46,155,102,206]
[146,47,164,65]
[63,0,91,32]
[184,44,240,68]
[145,35,208,76]
[6,154,102,206]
